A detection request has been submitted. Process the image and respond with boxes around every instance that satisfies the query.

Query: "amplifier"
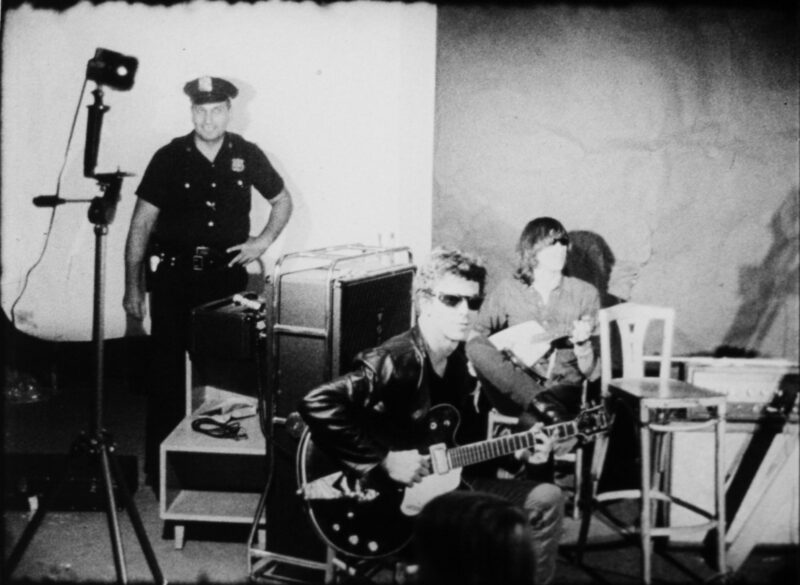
[683,359,799,421]
[190,292,269,402]
[191,292,267,361]
[269,245,415,418]
[669,358,799,555]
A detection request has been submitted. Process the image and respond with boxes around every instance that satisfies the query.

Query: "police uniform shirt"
[136,131,284,253]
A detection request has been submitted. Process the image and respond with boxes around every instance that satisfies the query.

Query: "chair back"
[598,303,675,397]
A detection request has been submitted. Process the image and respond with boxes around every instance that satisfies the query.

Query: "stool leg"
[715,408,727,575]
[575,433,612,564]
[572,448,584,520]
[640,407,652,585]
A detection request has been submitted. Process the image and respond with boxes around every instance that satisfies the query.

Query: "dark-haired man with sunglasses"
[466,216,600,427]
[300,248,564,585]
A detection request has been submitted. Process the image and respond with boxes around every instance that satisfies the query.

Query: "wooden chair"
[575,303,728,584]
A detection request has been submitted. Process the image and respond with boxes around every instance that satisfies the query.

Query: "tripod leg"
[98,442,129,584]
[107,444,166,585]
[3,451,75,579]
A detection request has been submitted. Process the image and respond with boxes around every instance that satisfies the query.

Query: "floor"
[3,339,798,585]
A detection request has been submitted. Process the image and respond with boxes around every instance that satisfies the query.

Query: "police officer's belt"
[155,246,231,272]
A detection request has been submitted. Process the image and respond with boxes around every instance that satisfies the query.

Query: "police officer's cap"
[183,76,238,105]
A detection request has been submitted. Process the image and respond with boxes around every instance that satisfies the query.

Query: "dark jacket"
[299,326,483,479]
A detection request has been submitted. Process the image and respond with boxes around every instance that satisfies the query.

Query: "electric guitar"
[296,403,609,559]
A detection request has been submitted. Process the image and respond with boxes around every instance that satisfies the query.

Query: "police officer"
[123,76,293,490]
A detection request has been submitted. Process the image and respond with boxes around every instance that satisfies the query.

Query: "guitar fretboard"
[446,419,578,469]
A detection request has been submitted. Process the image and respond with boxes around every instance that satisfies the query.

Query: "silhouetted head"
[413,491,536,585]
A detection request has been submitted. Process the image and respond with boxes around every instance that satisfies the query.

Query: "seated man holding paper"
[466,217,600,426]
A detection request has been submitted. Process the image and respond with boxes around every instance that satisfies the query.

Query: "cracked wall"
[434,4,799,359]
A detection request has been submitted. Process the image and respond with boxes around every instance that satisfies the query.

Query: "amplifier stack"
[668,359,799,570]
[250,244,415,578]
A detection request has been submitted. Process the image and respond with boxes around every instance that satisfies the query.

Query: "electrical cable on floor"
[191,417,246,440]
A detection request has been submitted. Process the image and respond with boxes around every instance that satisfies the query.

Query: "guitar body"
[297,405,463,559]
[297,403,609,560]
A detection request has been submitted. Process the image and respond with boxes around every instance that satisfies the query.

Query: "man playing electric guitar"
[299,248,564,585]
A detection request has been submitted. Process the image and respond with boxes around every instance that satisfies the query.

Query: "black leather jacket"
[299,326,480,478]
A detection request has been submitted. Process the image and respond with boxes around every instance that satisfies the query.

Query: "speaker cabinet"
[268,247,415,418]
[668,359,799,556]
[265,426,329,561]
[264,245,415,559]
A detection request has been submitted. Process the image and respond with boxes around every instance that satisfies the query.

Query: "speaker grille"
[333,270,415,375]
[274,266,415,417]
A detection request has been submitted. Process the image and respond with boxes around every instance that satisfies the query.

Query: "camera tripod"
[4,173,166,585]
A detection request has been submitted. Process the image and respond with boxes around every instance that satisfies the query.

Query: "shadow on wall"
[721,189,799,358]
[565,230,622,309]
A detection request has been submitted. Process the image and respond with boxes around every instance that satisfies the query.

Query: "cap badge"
[232,158,245,172]
[199,76,213,92]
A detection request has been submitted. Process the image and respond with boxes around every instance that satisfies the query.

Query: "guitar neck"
[446,419,578,470]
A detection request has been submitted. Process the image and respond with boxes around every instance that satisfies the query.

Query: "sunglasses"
[550,236,570,246]
[427,290,485,311]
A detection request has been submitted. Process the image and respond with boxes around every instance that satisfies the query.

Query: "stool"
[577,303,728,584]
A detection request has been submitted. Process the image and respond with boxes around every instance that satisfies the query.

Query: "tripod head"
[84,48,138,179]
[33,48,138,226]
[88,171,135,228]
[83,49,138,227]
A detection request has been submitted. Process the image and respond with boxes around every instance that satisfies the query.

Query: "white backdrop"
[1,1,436,341]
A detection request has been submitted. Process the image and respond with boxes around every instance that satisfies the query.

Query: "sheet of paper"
[488,320,553,366]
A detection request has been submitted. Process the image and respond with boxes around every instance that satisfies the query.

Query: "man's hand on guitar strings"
[381,449,432,487]
[514,423,554,465]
